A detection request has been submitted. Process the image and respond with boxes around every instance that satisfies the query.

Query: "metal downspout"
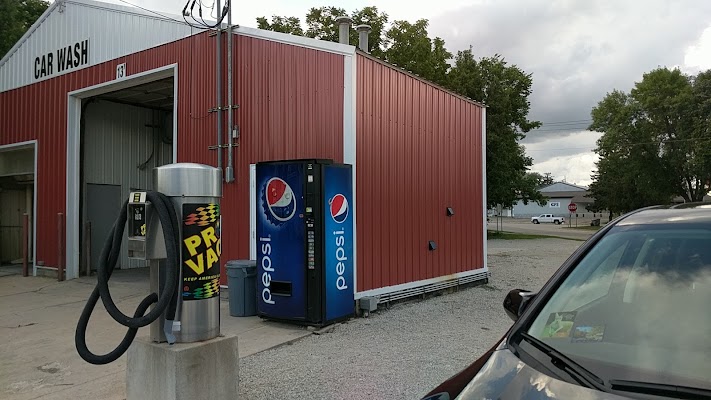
[225,0,235,183]
[215,0,223,173]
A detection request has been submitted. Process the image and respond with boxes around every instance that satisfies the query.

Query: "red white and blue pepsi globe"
[330,194,349,223]
[265,177,296,223]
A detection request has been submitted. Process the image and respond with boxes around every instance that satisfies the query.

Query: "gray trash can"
[226,260,257,317]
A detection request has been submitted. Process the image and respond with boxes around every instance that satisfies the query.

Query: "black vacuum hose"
[75,191,181,365]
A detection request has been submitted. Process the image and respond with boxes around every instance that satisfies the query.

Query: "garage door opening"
[79,77,175,275]
[0,142,36,275]
[64,64,179,280]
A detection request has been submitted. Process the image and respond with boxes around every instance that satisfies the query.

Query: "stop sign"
[568,203,577,212]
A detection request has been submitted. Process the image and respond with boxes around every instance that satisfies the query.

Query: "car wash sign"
[34,39,89,80]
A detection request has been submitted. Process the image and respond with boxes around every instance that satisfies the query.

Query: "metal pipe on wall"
[215,0,223,172]
[225,0,235,183]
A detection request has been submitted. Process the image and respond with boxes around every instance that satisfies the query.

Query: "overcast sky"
[96,0,711,186]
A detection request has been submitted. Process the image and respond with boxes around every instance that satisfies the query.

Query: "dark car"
[422,203,711,400]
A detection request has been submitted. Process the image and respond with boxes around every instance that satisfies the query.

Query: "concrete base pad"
[126,334,239,400]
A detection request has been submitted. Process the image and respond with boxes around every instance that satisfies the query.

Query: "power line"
[115,0,185,24]
[532,127,593,133]
[523,136,711,153]
[525,146,595,152]
[543,119,592,125]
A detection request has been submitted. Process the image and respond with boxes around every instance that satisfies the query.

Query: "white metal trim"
[66,95,81,279]
[67,64,177,98]
[0,140,38,276]
[234,26,356,56]
[343,53,357,293]
[249,164,256,260]
[172,64,179,163]
[354,268,489,300]
[33,141,38,276]
[66,63,178,279]
[482,107,487,271]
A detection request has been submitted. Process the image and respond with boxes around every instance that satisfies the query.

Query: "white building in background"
[489,182,600,218]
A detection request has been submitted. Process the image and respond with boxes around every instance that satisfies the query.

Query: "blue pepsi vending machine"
[255,159,354,326]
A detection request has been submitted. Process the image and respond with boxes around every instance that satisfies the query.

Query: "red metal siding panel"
[219,35,344,278]
[356,54,484,293]
[1,32,344,280]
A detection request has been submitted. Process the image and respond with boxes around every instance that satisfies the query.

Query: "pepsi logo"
[329,194,349,223]
[264,178,296,223]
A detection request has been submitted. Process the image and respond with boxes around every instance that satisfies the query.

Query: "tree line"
[258,6,550,210]
[588,67,711,214]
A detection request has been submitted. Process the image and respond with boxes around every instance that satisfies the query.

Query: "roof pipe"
[356,24,372,53]
[335,16,353,45]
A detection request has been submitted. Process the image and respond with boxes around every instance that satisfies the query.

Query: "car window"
[524,227,711,390]
[557,239,626,311]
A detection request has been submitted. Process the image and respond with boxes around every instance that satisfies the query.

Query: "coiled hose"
[75,191,180,365]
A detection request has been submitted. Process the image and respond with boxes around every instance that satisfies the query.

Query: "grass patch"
[487,230,584,242]
[487,230,552,240]
[565,225,604,231]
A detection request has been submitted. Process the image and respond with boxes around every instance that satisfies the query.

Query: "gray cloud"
[429,0,711,146]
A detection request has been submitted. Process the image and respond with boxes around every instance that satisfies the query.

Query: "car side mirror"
[503,289,536,321]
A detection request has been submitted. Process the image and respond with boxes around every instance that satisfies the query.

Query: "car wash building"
[0,0,487,304]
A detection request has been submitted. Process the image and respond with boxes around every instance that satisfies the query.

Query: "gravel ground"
[238,238,583,400]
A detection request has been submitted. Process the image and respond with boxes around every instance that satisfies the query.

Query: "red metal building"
[0,0,487,304]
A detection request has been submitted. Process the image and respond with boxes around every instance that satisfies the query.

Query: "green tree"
[256,6,389,57]
[542,172,555,185]
[527,172,555,187]
[447,47,543,209]
[350,6,388,57]
[1,0,49,59]
[303,6,346,42]
[256,16,304,36]
[589,67,711,213]
[519,172,549,206]
[382,19,451,86]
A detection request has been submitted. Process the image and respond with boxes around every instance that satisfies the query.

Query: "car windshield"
[524,224,711,391]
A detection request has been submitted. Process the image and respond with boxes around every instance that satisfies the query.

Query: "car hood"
[453,348,632,400]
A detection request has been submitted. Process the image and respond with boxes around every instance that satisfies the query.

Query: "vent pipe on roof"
[335,16,353,45]
[356,24,372,53]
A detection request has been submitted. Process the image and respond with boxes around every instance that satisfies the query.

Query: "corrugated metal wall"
[218,35,345,277]
[83,100,173,269]
[0,31,345,278]
[356,53,485,293]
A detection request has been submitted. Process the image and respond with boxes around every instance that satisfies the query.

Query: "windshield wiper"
[519,332,606,391]
[609,379,711,400]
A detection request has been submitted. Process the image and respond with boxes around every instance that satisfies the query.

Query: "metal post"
[57,213,64,281]
[22,214,29,277]
[215,0,223,172]
[225,0,234,182]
